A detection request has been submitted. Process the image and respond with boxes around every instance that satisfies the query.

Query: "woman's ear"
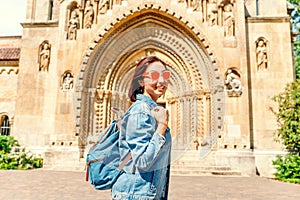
[138,79,144,87]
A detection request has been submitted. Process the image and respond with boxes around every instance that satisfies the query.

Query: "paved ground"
[0,169,300,200]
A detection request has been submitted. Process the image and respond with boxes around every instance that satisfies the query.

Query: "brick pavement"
[0,169,300,200]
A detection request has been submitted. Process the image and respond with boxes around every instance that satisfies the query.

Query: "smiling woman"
[112,56,172,200]
[0,0,27,36]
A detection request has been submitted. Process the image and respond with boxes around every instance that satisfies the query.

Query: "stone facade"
[0,36,21,135]
[0,0,295,177]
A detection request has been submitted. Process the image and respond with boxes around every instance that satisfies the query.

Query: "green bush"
[273,154,300,184]
[0,135,43,170]
[271,80,300,184]
[272,80,300,154]
[0,135,19,153]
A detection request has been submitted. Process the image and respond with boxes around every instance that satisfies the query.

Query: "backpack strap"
[116,102,152,174]
[117,152,132,170]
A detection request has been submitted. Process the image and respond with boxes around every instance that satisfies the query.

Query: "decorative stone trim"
[0,66,19,75]
[74,5,225,158]
[246,16,291,23]
[21,21,59,28]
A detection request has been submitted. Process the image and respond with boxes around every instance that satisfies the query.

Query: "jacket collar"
[136,94,157,109]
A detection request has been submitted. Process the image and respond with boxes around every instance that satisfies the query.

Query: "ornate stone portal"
[73,12,225,159]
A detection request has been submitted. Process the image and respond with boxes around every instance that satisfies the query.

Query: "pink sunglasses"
[142,70,171,81]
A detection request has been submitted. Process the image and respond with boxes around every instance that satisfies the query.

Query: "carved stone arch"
[74,8,225,158]
[226,67,240,76]
[0,112,12,122]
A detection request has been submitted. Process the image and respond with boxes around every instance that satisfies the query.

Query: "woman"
[112,56,172,200]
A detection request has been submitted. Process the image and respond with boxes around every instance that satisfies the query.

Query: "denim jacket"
[112,94,172,200]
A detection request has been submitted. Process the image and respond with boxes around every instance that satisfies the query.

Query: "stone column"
[88,88,96,136]
[103,90,111,128]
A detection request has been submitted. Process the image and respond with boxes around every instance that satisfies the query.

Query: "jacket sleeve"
[125,112,166,171]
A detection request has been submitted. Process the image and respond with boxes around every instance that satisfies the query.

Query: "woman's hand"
[151,106,169,136]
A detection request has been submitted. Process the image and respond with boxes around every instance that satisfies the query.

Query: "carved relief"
[98,0,109,14]
[185,0,202,12]
[223,3,234,37]
[225,68,242,97]
[207,0,218,26]
[67,9,80,40]
[38,41,51,72]
[61,72,74,92]
[193,0,202,12]
[256,38,268,71]
[84,0,94,29]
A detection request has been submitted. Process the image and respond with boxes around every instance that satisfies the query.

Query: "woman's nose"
[157,74,165,82]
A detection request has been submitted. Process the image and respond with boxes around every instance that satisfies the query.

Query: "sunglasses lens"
[150,71,160,80]
[162,71,171,80]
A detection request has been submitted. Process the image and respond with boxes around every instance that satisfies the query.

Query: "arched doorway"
[74,9,225,159]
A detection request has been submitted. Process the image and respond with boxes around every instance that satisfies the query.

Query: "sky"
[0,0,27,36]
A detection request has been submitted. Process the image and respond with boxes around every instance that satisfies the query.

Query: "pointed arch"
[74,7,225,158]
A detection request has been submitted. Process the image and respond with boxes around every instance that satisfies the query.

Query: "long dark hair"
[128,56,166,102]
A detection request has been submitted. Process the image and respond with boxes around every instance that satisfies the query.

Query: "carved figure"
[256,39,268,70]
[225,69,242,97]
[223,3,234,37]
[207,0,217,26]
[62,73,73,92]
[99,0,109,14]
[191,0,202,11]
[84,0,94,29]
[67,10,80,40]
[39,42,51,71]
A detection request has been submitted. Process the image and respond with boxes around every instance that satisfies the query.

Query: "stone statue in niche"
[62,73,73,92]
[207,0,218,26]
[98,0,109,14]
[67,10,80,40]
[256,39,268,71]
[191,0,202,12]
[38,41,51,72]
[223,3,234,37]
[84,0,94,29]
[225,69,242,97]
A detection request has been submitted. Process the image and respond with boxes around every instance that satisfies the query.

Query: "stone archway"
[74,9,225,158]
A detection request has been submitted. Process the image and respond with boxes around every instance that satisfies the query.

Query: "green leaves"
[0,136,43,170]
[273,154,300,184]
[288,0,300,79]
[0,135,19,153]
[272,79,300,183]
[272,80,300,153]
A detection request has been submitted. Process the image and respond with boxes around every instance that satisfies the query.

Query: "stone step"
[211,170,242,176]
[171,149,242,176]
[171,165,231,171]
[172,160,214,165]
[171,169,242,176]
[170,164,242,176]
[172,149,215,161]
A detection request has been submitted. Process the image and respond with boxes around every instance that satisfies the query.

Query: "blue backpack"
[85,120,131,190]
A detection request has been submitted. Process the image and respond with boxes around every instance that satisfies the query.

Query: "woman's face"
[141,61,169,102]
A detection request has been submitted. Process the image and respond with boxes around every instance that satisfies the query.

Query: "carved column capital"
[89,88,97,97]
